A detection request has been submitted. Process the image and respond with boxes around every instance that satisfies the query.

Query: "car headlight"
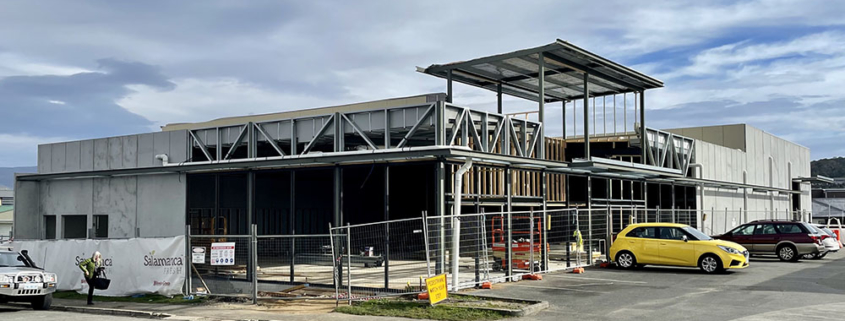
[43,273,57,283]
[0,274,14,283]
[718,245,742,254]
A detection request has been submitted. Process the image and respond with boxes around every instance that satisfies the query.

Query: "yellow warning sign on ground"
[425,274,448,305]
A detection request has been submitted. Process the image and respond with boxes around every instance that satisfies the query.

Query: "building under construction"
[12,40,815,293]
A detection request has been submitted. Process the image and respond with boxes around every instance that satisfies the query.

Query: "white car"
[0,249,57,310]
[803,225,840,259]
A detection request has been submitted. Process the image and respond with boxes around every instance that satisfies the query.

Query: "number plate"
[23,283,41,290]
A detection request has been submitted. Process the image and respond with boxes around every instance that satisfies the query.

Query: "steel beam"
[397,105,435,148]
[341,114,378,150]
[223,125,248,160]
[300,115,335,155]
[254,123,285,156]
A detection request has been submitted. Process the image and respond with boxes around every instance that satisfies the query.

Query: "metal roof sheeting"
[420,40,663,103]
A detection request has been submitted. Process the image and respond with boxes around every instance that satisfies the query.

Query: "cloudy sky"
[1,0,844,167]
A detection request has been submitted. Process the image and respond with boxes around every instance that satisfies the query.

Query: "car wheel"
[699,254,723,273]
[31,293,52,310]
[615,251,636,269]
[777,244,799,262]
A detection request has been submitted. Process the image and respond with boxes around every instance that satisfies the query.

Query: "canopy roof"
[419,39,663,103]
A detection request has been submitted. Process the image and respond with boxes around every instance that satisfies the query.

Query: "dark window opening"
[44,215,56,239]
[62,215,87,239]
[93,215,108,238]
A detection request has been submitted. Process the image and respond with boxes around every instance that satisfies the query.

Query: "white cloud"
[47,100,66,105]
[117,78,350,129]
[0,52,91,77]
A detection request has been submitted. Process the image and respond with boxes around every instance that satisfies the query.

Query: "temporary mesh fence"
[254,234,335,298]
[187,235,253,298]
[185,207,811,302]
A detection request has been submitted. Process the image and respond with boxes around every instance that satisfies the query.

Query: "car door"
[750,224,778,253]
[724,224,755,250]
[625,227,659,264]
[657,227,696,266]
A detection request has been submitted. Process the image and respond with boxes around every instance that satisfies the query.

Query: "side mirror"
[682,235,689,242]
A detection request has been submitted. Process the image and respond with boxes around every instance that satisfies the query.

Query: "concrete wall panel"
[169,130,187,164]
[65,141,81,172]
[80,140,94,171]
[138,133,155,168]
[41,179,93,216]
[51,143,66,173]
[123,135,138,169]
[37,144,52,174]
[153,132,170,164]
[107,177,137,238]
[108,137,123,170]
[94,139,109,171]
[13,180,40,239]
[137,174,186,237]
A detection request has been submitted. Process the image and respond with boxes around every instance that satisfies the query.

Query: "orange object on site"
[522,274,543,280]
[417,292,429,300]
[834,229,840,241]
[481,282,492,289]
[572,267,585,274]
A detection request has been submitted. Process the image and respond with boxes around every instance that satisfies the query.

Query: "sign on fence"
[13,236,185,296]
[425,274,448,305]
[191,246,205,264]
[210,242,235,265]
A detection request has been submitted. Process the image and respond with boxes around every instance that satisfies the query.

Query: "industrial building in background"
[11,40,816,296]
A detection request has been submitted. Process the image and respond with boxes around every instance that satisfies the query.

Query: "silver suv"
[0,249,57,310]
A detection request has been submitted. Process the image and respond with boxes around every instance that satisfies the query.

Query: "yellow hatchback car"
[610,223,749,273]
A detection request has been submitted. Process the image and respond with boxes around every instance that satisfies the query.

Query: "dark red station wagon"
[714,220,825,262]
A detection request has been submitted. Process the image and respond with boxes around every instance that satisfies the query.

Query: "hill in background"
[0,166,38,189]
[811,157,845,188]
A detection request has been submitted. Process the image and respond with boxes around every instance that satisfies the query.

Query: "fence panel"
[188,235,253,297]
[255,235,335,297]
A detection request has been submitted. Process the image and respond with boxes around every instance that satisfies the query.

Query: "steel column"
[538,52,545,159]
[506,166,513,278]
[384,166,390,289]
[583,73,590,159]
[447,70,453,103]
[497,83,503,114]
[640,91,646,164]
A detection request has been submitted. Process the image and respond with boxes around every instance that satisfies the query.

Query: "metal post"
[529,210,535,274]
[384,166,390,290]
[435,162,445,274]
[422,211,432,277]
[542,172,549,272]
[603,96,606,135]
[346,223,352,305]
[587,175,593,265]
[583,73,590,159]
[671,183,676,223]
[506,166,513,278]
[562,101,567,139]
[538,52,545,159]
[290,230,296,283]
[185,225,192,295]
[329,223,339,304]
[640,91,646,164]
[447,70,453,103]
[497,83,503,114]
[251,224,258,304]
[624,93,627,133]
[613,95,617,135]
[565,175,571,268]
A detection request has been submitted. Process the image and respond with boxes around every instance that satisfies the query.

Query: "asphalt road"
[476,253,845,321]
[0,305,148,321]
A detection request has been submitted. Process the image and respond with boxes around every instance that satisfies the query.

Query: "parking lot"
[475,253,845,320]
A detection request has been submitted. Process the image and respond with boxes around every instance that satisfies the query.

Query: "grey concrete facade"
[668,124,811,234]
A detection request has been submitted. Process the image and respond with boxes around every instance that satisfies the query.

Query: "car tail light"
[821,234,830,240]
[809,235,822,245]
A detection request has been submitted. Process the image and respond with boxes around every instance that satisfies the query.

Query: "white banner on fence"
[13,236,185,297]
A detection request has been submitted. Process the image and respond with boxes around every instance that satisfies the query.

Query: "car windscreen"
[682,227,712,241]
[0,252,30,267]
